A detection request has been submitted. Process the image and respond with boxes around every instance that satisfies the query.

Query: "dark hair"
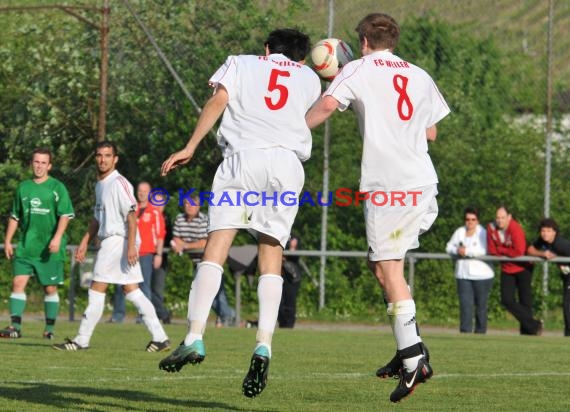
[265,28,311,62]
[96,140,118,156]
[355,13,400,50]
[537,217,559,233]
[463,206,479,219]
[287,235,300,249]
[496,204,511,215]
[32,147,52,163]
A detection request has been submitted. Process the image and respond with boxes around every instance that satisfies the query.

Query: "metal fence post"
[542,262,549,320]
[68,246,77,321]
[235,273,241,326]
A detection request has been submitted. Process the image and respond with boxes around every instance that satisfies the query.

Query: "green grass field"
[1,319,569,411]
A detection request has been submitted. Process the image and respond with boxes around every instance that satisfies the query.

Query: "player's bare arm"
[305,95,340,129]
[3,217,19,259]
[126,210,138,266]
[48,215,71,253]
[161,87,229,176]
[426,125,437,142]
[153,237,164,269]
[76,218,99,263]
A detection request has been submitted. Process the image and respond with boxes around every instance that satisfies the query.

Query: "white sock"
[126,288,168,343]
[10,292,26,301]
[386,301,423,343]
[184,261,223,346]
[44,293,60,303]
[255,274,283,358]
[75,289,106,347]
[388,299,422,371]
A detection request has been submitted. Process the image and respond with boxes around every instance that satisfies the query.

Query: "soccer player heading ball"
[159,28,320,398]
[306,12,450,402]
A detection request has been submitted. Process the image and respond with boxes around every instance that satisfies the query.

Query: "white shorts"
[365,184,438,261]
[92,235,143,285]
[207,148,304,248]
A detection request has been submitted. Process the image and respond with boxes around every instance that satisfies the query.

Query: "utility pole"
[0,2,109,141]
[98,0,109,141]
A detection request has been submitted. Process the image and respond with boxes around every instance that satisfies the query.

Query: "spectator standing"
[487,205,542,335]
[151,193,172,324]
[170,196,236,326]
[1,148,74,340]
[445,207,494,334]
[278,236,302,328]
[527,218,570,336]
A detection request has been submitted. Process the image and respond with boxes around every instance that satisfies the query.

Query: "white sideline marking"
[435,372,570,378]
[45,366,570,379]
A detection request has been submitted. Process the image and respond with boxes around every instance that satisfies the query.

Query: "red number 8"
[393,74,413,121]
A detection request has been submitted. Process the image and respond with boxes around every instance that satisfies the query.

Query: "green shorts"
[12,257,64,286]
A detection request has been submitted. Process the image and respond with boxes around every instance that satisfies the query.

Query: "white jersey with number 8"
[325,49,450,192]
[209,53,321,162]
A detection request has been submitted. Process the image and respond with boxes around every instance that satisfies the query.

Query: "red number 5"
[393,74,413,121]
[265,69,290,110]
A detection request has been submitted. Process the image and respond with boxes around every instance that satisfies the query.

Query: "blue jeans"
[212,278,235,325]
[151,266,170,321]
[111,254,153,322]
[456,278,493,333]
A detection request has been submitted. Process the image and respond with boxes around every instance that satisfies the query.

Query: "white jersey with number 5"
[325,50,450,191]
[209,53,321,162]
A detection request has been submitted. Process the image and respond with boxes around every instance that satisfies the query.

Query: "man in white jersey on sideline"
[306,13,450,402]
[159,28,320,398]
[53,141,170,353]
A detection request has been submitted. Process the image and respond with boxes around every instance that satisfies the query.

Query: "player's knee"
[368,260,385,285]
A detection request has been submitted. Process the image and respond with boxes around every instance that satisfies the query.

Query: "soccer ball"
[310,38,354,81]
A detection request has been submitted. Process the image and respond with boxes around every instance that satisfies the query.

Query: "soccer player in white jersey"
[306,13,450,402]
[159,28,321,398]
[53,141,170,353]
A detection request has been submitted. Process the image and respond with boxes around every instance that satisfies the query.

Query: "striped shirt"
[172,211,208,242]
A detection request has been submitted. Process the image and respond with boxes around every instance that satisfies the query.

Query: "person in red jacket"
[487,205,542,335]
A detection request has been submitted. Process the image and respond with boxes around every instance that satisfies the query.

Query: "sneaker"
[242,346,270,398]
[0,326,21,339]
[146,339,171,353]
[376,342,430,379]
[43,331,55,340]
[158,340,205,373]
[52,338,87,351]
[390,357,433,403]
[376,352,401,379]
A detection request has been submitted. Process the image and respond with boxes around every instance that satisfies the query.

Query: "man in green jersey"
[2,148,75,339]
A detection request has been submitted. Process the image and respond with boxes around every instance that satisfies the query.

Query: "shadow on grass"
[0,342,54,348]
[0,382,252,411]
